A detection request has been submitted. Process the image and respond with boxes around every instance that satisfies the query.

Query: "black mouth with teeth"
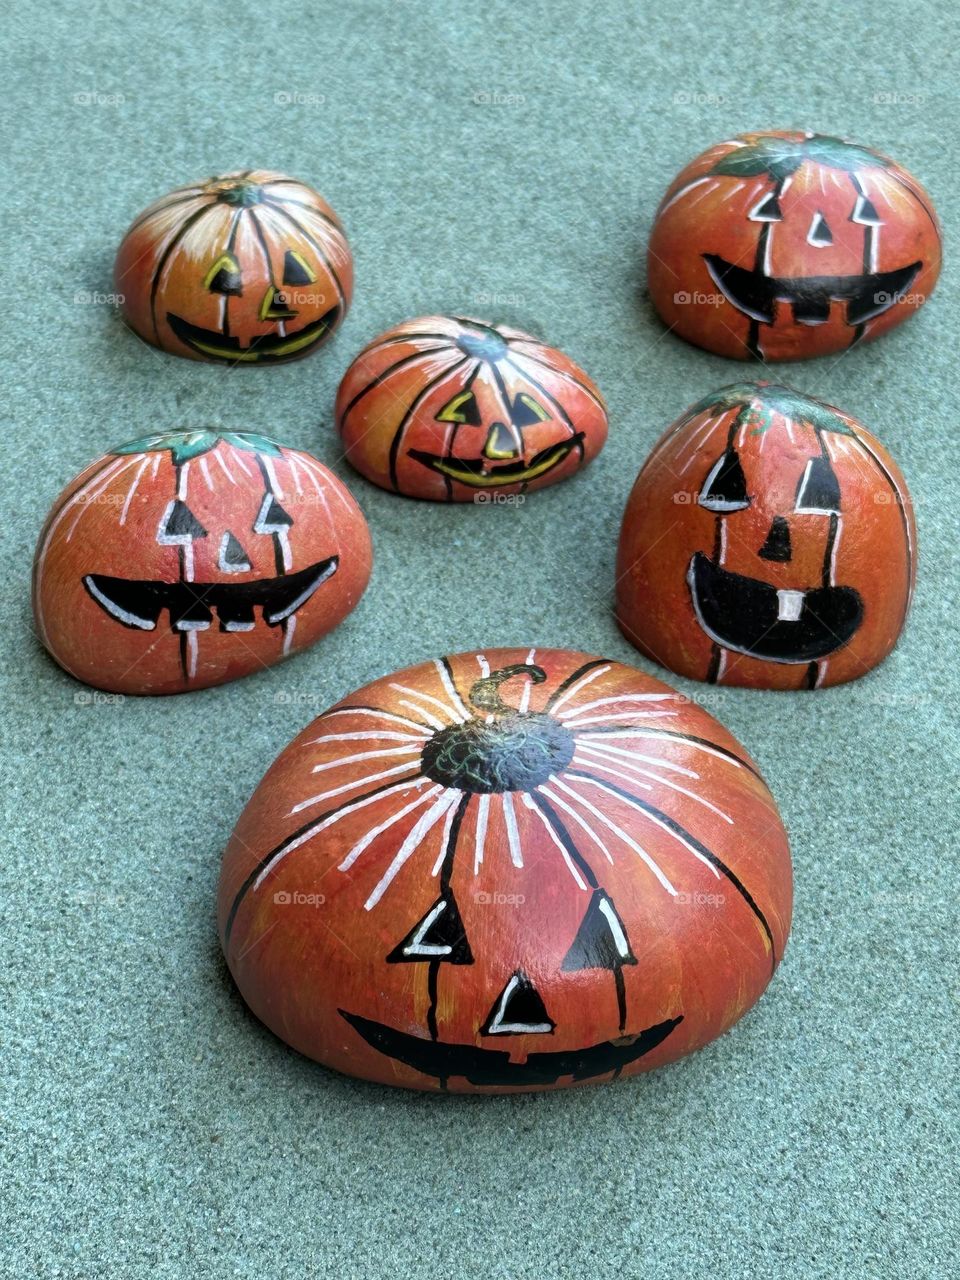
[83,557,338,633]
[688,552,863,663]
[703,255,921,328]
[167,306,341,363]
[408,434,584,488]
[339,1010,682,1087]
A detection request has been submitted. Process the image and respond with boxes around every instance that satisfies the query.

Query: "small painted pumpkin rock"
[335,315,607,500]
[648,131,941,361]
[616,384,916,690]
[114,171,352,363]
[218,648,792,1093]
[33,430,371,695]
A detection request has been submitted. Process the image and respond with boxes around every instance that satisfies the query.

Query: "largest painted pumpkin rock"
[114,171,352,363]
[616,384,916,689]
[218,649,792,1093]
[648,131,941,360]
[33,430,372,694]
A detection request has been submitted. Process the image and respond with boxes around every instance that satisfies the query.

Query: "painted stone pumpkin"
[218,648,792,1093]
[616,384,916,690]
[114,171,352,363]
[335,315,607,500]
[648,131,941,361]
[33,430,372,695]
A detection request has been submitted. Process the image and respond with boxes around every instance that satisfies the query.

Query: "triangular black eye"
[698,448,750,512]
[795,456,841,514]
[282,249,317,286]
[481,970,555,1035]
[807,212,833,246]
[511,393,550,427]
[157,499,207,544]
[758,516,792,562]
[561,890,637,972]
[749,191,783,222]
[386,893,473,965]
[254,494,293,533]
[436,389,482,426]
[218,531,252,573]
[851,194,883,225]
[203,253,242,295]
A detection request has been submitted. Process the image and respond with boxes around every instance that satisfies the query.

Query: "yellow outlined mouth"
[408,435,583,488]
[166,310,338,363]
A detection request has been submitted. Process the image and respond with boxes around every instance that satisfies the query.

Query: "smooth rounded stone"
[114,171,352,363]
[335,315,607,500]
[33,430,372,695]
[647,131,941,361]
[218,648,792,1093]
[616,383,916,690]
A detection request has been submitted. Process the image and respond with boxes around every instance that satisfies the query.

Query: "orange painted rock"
[218,648,792,1092]
[33,430,372,695]
[648,131,941,361]
[616,384,916,689]
[114,171,352,363]
[335,316,607,500]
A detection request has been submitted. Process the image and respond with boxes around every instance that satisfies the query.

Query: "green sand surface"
[2,2,957,1276]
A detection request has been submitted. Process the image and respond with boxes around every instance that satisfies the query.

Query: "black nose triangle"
[759,515,792,562]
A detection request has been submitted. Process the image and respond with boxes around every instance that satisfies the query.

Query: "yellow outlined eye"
[283,250,317,285]
[436,390,482,426]
[513,393,550,426]
[258,286,298,322]
[203,252,242,295]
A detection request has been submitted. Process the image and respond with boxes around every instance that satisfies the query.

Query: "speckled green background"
[3,1,957,1276]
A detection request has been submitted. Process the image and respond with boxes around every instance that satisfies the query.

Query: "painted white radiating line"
[365,789,463,909]
[119,457,150,526]
[214,450,237,484]
[229,445,253,476]
[572,774,722,881]
[431,796,462,875]
[282,614,297,656]
[558,692,677,720]
[572,751,654,794]
[501,793,524,867]
[291,760,422,814]
[563,710,679,728]
[307,730,427,746]
[476,654,490,678]
[574,739,698,778]
[300,454,355,515]
[548,663,610,716]
[261,454,284,500]
[433,658,471,720]
[552,778,677,894]
[398,700,445,730]
[474,792,490,873]
[311,745,422,774]
[537,784,614,865]
[521,793,587,890]
[198,456,214,491]
[259,777,432,888]
[574,727,745,770]
[323,707,432,735]
[60,455,140,542]
[518,649,537,713]
[285,452,305,495]
[177,461,190,500]
[338,783,443,871]
[391,682,465,724]
[657,175,712,217]
[847,433,916,605]
[579,744,733,824]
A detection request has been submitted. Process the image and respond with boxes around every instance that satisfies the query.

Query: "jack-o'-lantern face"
[33,431,372,694]
[336,316,608,501]
[114,172,352,364]
[648,132,941,361]
[616,384,916,690]
[218,649,792,1093]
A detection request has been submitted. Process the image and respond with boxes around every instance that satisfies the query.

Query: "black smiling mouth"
[340,1009,682,1087]
[167,306,340,363]
[703,255,921,328]
[688,552,863,663]
[83,557,338,633]
[408,434,584,488]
